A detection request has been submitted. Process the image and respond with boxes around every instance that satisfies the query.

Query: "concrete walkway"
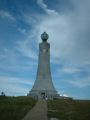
[22,100,48,120]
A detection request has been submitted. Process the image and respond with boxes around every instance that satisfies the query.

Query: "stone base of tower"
[27,90,60,100]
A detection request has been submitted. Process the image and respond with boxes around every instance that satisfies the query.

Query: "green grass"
[47,99,90,120]
[1,96,90,120]
[0,96,37,120]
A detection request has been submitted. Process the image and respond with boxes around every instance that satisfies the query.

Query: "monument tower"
[28,32,59,99]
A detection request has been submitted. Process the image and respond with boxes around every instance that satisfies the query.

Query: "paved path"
[22,100,48,120]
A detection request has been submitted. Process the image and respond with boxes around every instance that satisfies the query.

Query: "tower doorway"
[41,92,46,99]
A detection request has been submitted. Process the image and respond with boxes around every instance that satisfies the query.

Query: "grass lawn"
[47,99,90,120]
[0,96,37,120]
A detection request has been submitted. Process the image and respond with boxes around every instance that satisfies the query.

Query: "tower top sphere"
[41,32,49,42]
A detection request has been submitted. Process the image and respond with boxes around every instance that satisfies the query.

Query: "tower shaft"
[33,42,55,91]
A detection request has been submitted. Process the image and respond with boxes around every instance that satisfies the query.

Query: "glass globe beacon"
[41,32,49,42]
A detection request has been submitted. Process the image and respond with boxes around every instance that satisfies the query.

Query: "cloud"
[35,0,90,66]
[68,77,90,88]
[37,0,58,16]
[0,10,15,21]
[17,28,27,34]
[0,76,33,85]
[57,67,81,74]
[16,36,38,60]
[62,94,69,97]
[0,46,37,74]
[0,76,33,96]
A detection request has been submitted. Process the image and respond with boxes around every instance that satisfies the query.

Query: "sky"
[0,0,90,99]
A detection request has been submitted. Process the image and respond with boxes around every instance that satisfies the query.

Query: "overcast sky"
[0,0,90,99]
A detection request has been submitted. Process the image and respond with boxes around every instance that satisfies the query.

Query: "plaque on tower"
[28,32,59,99]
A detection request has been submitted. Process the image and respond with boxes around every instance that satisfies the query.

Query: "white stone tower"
[28,32,59,99]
